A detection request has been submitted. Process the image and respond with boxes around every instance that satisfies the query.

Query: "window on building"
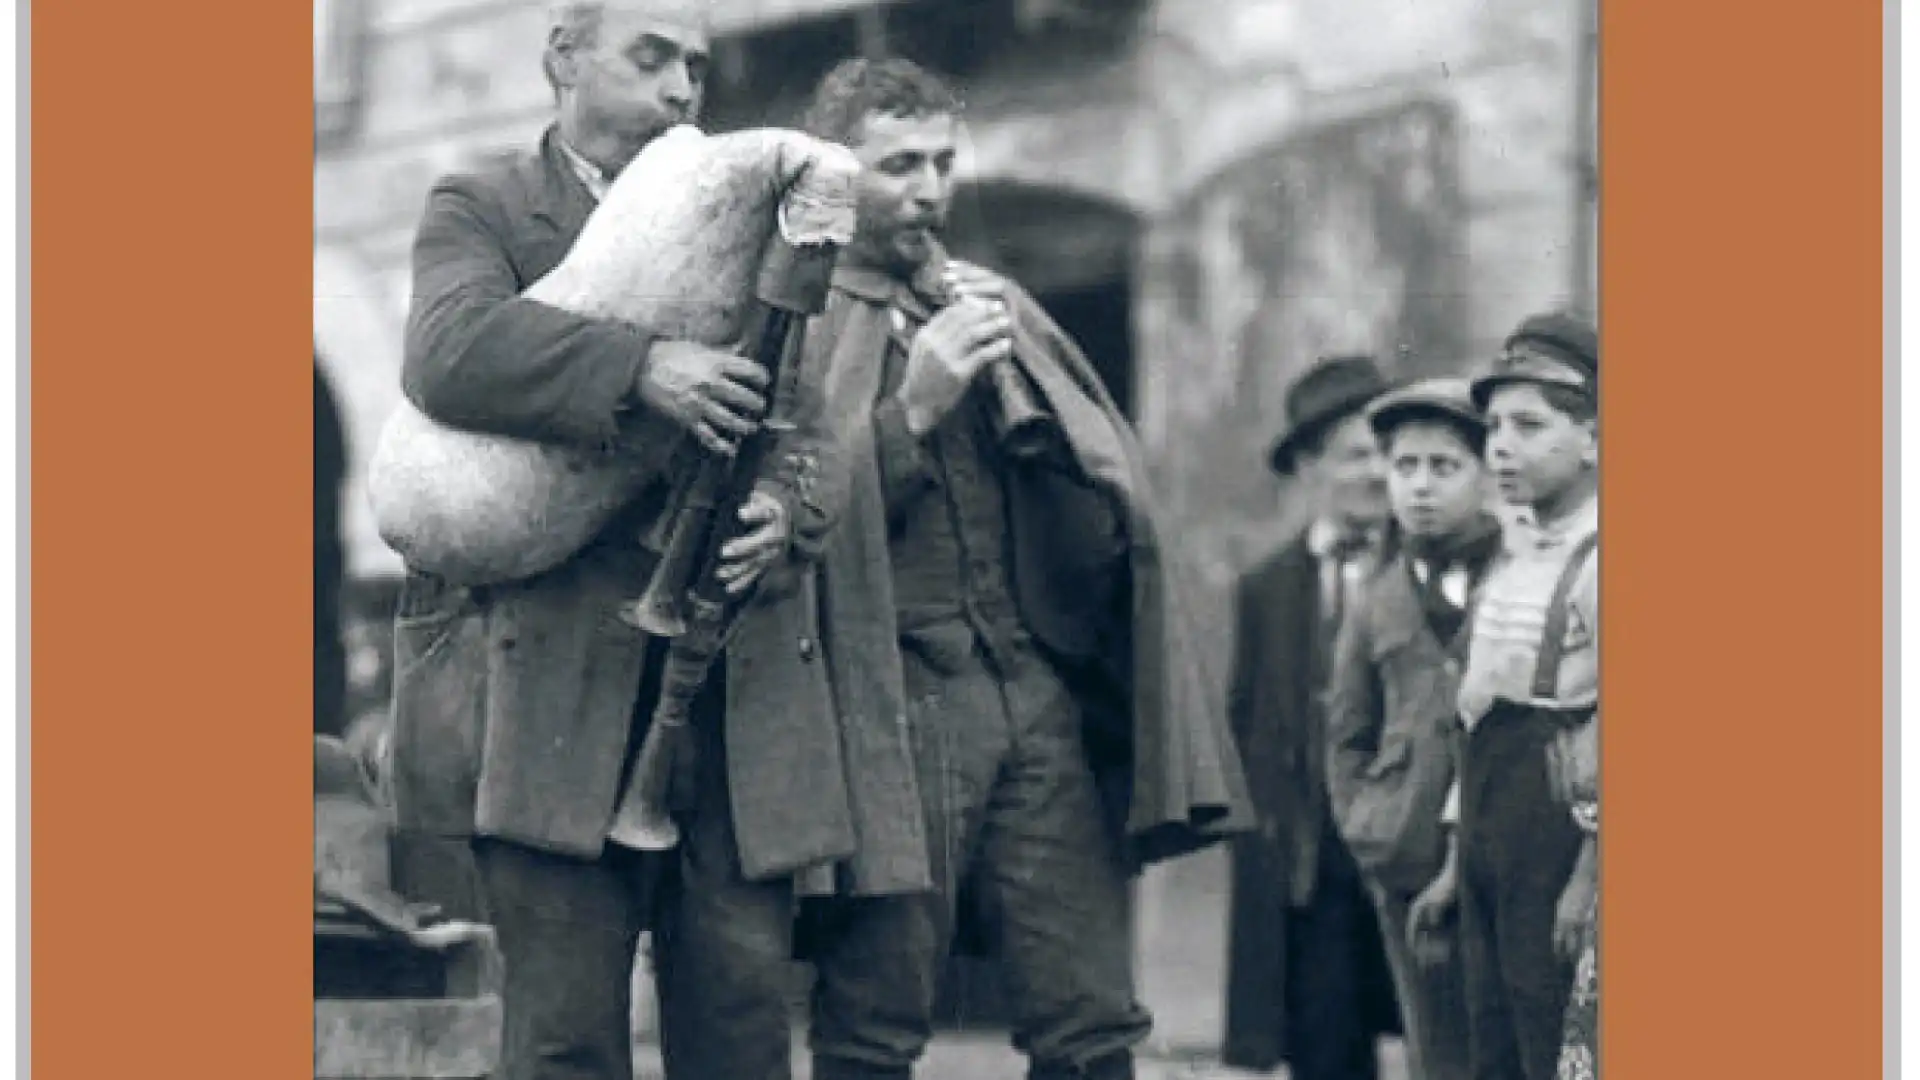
[881,0,1018,82]
[899,0,1147,75]
[699,0,1146,132]
[703,13,869,132]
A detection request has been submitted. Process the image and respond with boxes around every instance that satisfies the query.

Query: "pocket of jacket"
[388,608,489,836]
[1341,732,1452,892]
[1361,736,1413,781]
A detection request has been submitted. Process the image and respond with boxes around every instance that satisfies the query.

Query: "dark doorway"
[1032,278,1135,420]
[946,180,1140,422]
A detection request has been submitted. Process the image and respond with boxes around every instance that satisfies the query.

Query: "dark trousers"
[654,635,1147,1080]
[471,838,673,1080]
[1284,826,1384,1080]
[1456,706,1584,1080]
[1369,885,1472,1080]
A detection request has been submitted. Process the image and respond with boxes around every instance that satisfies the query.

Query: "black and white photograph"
[311,2,1603,1078]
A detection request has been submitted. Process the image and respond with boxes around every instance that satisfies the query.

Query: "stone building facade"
[315,0,1598,1052]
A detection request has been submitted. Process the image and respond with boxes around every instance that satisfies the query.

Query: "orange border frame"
[30,2,314,1074]
[24,2,1886,1076]
[1598,3,1884,1077]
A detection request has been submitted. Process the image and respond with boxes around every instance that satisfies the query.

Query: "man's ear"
[1579,419,1599,468]
[545,29,580,91]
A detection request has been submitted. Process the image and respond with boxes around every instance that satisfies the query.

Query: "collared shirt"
[557,138,612,203]
[1305,517,1385,635]
[1411,557,1473,610]
[1440,493,1599,825]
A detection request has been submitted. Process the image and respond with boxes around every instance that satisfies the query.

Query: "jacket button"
[798,637,817,662]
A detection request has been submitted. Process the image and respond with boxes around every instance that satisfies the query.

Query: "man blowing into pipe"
[650,57,1256,1080]
[384,4,849,1079]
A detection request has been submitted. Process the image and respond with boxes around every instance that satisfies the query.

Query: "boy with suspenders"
[1407,312,1601,1080]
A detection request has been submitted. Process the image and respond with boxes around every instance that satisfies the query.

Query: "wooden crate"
[314,919,503,1080]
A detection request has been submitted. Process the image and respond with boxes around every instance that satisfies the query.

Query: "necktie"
[1319,535,1373,632]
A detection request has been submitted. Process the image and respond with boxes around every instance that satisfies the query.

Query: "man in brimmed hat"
[1408,311,1600,1080]
[1223,355,1402,1079]
[1325,377,1502,1080]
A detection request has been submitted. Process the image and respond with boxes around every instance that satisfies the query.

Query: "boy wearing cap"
[1326,378,1501,1080]
[1407,313,1600,1080]
[1223,356,1402,1079]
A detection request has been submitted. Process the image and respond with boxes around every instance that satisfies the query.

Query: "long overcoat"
[385,126,881,917]
[1222,538,1401,1069]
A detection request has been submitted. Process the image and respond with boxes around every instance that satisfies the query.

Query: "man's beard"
[847,220,941,276]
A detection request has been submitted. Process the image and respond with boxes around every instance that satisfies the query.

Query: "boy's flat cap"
[1367,377,1485,442]
[1471,310,1599,409]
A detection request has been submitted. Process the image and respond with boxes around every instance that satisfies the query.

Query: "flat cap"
[1367,377,1485,443]
[1470,310,1599,409]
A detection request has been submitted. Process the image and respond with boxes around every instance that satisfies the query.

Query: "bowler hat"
[1269,355,1393,474]
[1367,377,1485,444]
[1471,310,1600,409]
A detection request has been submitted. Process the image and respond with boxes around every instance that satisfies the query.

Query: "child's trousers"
[1457,702,1586,1080]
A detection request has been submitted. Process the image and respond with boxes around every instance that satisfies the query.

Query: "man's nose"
[909,164,948,208]
[658,62,695,111]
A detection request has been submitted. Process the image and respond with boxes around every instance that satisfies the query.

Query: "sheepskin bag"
[366,125,859,585]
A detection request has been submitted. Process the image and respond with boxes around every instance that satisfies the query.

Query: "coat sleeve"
[1570,716,1599,833]
[1324,600,1381,828]
[400,175,682,457]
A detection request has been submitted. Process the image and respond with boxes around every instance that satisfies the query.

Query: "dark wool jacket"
[386,128,855,904]
[1221,538,1401,1070]
[780,253,1258,911]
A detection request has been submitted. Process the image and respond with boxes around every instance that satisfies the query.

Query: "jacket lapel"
[1367,556,1432,658]
[1278,541,1322,701]
[530,127,596,228]
[513,128,599,280]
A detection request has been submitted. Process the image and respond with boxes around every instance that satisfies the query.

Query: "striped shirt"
[1458,495,1598,726]
[1440,494,1599,825]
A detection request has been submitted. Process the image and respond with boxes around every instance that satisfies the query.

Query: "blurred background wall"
[314,0,1598,1054]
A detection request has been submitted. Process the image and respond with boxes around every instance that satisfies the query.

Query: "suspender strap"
[1530,531,1601,699]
